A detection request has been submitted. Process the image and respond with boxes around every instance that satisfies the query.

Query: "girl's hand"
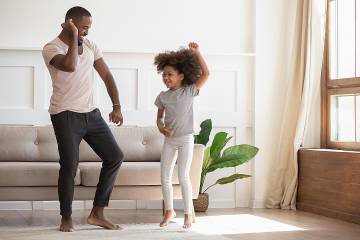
[188,42,200,53]
[162,127,174,138]
[158,124,174,137]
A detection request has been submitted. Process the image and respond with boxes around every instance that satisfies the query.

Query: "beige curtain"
[265,0,327,209]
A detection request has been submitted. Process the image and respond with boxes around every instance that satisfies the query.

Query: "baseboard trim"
[0,201,32,210]
[107,200,137,209]
[0,200,240,210]
[236,200,250,208]
[249,200,265,208]
[209,200,236,208]
[33,201,85,210]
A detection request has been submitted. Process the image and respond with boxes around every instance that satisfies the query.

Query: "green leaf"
[223,144,259,160]
[203,173,252,192]
[199,147,211,193]
[194,119,212,146]
[216,174,251,185]
[210,132,232,160]
[207,144,259,172]
[202,147,212,171]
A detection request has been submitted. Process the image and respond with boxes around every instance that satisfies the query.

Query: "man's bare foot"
[183,213,192,229]
[87,206,122,230]
[160,209,176,227]
[60,216,74,232]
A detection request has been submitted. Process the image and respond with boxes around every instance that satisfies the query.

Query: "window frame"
[322,0,360,150]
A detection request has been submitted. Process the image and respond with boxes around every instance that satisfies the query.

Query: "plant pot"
[193,193,209,212]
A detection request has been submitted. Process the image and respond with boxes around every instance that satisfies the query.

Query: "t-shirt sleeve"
[42,43,64,66]
[91,42,103,61]
[154,93,164,109]
[187,83,200,97]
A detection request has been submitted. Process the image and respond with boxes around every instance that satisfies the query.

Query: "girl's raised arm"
[189,42,210,89]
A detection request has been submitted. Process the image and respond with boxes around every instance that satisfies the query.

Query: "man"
[42,6,123,232]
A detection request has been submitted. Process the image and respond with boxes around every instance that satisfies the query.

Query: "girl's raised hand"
[188,42,199,53]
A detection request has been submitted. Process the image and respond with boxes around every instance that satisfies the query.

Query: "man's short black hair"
[65,6,91,20]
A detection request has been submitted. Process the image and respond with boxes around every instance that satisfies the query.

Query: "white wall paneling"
[96,68,138,111]
[0,66,34,109]
[0,50,48,125]
[0,49,255,210]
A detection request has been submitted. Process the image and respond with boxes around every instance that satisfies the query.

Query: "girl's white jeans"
[161,134,194,214]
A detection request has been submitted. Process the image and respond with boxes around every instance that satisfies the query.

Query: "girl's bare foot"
[160,209,176,227]
[87,206,122,230]
[60,216,74,232]
[183,213,192,229]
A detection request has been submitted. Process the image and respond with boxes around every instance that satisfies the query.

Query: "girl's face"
[162,66,184,90]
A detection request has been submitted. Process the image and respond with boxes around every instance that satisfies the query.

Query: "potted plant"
[193,119,259,212]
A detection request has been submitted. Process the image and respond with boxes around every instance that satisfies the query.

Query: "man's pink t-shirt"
[42,37,103,114]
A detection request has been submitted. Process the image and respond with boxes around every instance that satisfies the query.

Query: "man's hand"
[109,107,123,126]
[61,19,78,36]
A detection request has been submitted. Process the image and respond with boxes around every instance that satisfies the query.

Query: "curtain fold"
[265,0,327,209]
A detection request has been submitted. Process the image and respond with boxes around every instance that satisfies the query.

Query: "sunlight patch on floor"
[172,214,307,235]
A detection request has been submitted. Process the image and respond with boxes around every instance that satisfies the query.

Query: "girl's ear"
[180,73,184,81]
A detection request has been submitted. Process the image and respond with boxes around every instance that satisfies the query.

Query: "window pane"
[356,96,360,141]
[329,0,356,79]
[357,0,360,76]
[338,0,356,78]
[330,95,356,141]
[329,0,338,78]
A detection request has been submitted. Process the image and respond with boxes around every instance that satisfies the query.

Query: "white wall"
[0,0,256,210]
[252,0,297,208]
[0,0,254,54]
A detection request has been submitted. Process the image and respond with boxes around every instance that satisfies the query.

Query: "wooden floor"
[0,208,359,240]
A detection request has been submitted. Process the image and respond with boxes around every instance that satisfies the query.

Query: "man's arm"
[94,58,123,126]
[50,19,79,72]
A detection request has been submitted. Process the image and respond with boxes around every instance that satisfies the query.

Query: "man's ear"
[180,73,185,81]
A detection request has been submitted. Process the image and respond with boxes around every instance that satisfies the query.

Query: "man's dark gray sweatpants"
[50,108,123,217]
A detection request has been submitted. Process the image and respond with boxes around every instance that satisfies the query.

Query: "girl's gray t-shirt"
[154,84,199,137]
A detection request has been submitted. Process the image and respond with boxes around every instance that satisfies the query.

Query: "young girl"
[154,42,209,229]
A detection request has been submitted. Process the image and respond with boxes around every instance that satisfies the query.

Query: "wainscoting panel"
[0,49,255,210]
[0,66,34,109]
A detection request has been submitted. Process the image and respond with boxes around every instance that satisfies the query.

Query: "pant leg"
[176,135,194,214]
[51,111,86,217]
[83,109,123,207]
[161,139,178,210]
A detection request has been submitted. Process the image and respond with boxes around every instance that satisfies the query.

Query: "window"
[322,0,360,149]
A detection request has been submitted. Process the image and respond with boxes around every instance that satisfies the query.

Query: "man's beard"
[78,38,83,46]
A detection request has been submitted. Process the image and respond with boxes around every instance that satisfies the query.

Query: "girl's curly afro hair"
[154,48,201,86]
